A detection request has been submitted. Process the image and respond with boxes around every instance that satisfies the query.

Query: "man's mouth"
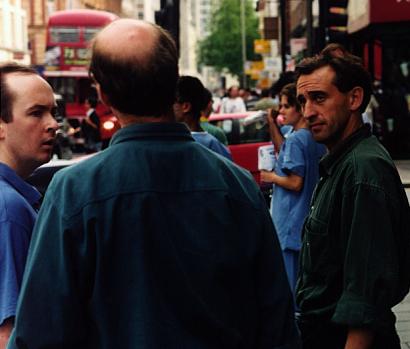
[42,139,55,147]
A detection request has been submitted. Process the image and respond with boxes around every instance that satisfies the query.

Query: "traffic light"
[155,0,180,53]
[320,0,348,44]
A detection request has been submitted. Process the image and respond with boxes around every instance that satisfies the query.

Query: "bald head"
[89,19,178,118]
[93,19,157,68]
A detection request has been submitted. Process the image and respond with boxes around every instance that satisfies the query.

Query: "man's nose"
[302,100,316,120]
[46,115,59,134]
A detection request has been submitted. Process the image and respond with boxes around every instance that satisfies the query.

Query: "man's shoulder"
[339,136,400,189]
[0,181,32,222]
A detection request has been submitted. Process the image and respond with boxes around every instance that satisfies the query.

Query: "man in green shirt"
[295,45,410,349]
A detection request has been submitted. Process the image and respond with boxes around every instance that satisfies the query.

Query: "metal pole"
[280,0,286,72]
[240,0,247,88]
[306,0,313,56]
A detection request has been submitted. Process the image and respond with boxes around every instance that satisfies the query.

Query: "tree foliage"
[198,0,260,79]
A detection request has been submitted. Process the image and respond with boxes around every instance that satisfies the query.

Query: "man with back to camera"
[174,76,232,159]
[0,62,58,348]
[7,19,301,349]
[295,45,410,349]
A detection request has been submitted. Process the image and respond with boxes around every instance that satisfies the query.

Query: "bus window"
[48,77,76,103]
[50,27,80,43]
[83,27,101,42]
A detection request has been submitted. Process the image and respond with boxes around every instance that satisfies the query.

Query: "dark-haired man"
[295,46,410,349]
[8,19,300,349]
[82,96,101,153]
[0,62,58,348]
[174,76,231,159]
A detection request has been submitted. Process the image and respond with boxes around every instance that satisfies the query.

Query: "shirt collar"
[320,124,372,176]
[0,162,41,206]
[110,122,194,146]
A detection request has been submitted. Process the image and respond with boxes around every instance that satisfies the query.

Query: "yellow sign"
[249,61,265,80]
[254,39,271,54]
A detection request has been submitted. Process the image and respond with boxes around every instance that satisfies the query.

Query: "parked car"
[26,154,95,197]
[208,111,272,195]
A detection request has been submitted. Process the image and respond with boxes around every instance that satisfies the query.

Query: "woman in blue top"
[261,83,326,294]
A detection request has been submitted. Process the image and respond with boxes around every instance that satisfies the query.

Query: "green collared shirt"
[296,125,410,331]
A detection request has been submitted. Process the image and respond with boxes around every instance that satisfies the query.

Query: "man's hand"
[0,318,14,349]
[345,328,373,349]
[260,170,275,183]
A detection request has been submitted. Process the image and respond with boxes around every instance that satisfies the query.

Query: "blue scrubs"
[271,128,326,292]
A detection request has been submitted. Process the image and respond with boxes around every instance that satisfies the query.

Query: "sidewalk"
[393,160,410,348]
[395,160,410,187]
[394,293,410,349]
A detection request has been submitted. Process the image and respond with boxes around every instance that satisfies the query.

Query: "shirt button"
[311,205,314,210]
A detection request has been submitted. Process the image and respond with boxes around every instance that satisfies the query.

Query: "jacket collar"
[320,124,372,176]
[110,122,194,146]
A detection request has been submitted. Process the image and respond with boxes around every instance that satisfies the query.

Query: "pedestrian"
[260,83,326,295]
[0,62,58,348]
[253,88,276,111]
[7,19,300,349]
[82,96,101,153]
[295,45,410,349]
[175,76,232,159]
[220,85,246,113]
[200,88,228,145]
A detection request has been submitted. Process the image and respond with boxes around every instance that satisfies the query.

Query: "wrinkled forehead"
[296,66,336,96]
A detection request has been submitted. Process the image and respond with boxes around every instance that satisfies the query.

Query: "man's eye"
[30,110,43,117]
[51,108,58,118]
[297,96,306,106]
[315,95,325,103]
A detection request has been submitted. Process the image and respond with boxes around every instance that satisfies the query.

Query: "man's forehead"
[6,73,54,104]
[296,66,335,94]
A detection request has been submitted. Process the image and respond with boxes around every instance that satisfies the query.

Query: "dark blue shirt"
[0,163,40,325]
[9,122,300,349]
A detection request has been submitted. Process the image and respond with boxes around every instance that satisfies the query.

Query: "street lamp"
[240,0,247,88]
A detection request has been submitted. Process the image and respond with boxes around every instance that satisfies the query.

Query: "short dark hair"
[279,83,301,113]
[86,96,98,108]
[270,71,296,97]
[176,76,206,119]
[202,88,213,109]
[295,45,372,113]
[89,23,178,117]
[0,62,37,122]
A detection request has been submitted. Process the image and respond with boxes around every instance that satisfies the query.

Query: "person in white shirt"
[220,86,246,113]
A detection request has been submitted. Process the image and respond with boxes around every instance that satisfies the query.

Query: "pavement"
[395,160,410,187]
[393,160,410,348]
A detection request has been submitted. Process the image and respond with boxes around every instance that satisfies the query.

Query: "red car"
[209,111,272,191]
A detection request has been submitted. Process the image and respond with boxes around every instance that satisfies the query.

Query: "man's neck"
[113,109,176,128]
[0,153,35,179]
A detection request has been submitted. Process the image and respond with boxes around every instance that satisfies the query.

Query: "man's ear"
[181,102,192,114]
[349,86,364,112]
[0,121,5,139]
[95,83,111,107]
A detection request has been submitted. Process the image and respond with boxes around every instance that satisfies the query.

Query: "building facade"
[0,0,30,64]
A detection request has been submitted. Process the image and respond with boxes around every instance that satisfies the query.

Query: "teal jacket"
[9,122,300,349]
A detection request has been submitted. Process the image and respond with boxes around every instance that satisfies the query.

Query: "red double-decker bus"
[44,9,120,146]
